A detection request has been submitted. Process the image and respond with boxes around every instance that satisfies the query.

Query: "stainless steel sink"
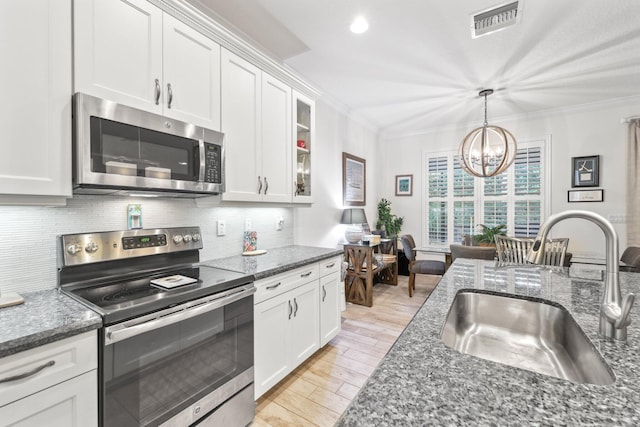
[440,290,615,385]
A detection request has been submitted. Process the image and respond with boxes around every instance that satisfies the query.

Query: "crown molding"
[381,94,640,140]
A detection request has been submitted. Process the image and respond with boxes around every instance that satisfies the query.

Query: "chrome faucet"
[526,210,635,341]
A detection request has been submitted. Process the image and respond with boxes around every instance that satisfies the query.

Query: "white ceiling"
[189,0,640,137]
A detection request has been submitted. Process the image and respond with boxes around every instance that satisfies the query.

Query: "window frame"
[421,137,551,247]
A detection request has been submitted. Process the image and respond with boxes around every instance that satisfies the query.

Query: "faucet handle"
[615,293,635,329]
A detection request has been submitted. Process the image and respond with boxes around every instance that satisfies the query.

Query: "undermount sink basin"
[440,290,615,385]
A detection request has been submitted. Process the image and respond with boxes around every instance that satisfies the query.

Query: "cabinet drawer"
[0,331,97,407]
[255,263,319,304]
[320,256,341,277]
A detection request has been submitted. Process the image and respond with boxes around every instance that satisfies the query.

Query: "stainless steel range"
[58,227,255,427]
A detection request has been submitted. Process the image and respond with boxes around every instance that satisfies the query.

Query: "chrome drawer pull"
[266,282,281,290]
[322,285,327,302]
[288,300,293,319]
[293,298,298,316]
[167,83,173,109]
[0,360,55,384]
[154,79,161,105]
[325,263,335,268]
[301,271,312,278]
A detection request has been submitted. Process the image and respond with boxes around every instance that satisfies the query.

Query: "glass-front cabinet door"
[292,91,314,203]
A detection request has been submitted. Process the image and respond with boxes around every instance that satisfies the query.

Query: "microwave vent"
[471,1,520,38]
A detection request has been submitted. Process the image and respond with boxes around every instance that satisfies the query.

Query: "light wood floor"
[252,274,440,427]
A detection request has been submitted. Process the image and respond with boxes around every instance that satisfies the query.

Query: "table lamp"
[341,208,368,243]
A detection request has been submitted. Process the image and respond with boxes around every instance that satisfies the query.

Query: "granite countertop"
[0,289,102,358]
[203,245,343,280]
[338,260,640,425]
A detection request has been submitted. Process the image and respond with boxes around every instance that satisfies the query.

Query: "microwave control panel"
[203,143,221,183]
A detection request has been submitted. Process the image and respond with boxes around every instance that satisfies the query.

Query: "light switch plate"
[245,218,252,231]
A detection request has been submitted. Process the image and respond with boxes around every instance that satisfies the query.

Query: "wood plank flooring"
[252,274,440,427]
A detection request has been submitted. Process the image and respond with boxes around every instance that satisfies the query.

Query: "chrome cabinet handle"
[266,282,281,290]
[264,177,268,195]
[257,176,263,194]
[0,360,55,384]
[167,83,173,109]
[301,271,312,278]
[326,263,335,268]
[154,79,161,105]
[288,300,293,319]
[322,285,327,302]
[293,298,298,317]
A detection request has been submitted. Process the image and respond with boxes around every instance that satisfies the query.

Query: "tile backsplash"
[0,196,293,293]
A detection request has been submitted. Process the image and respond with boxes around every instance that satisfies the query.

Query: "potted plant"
[474,224,507,246]
[375,198,404,238]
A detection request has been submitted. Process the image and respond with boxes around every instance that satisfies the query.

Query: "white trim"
[383,94,640,140]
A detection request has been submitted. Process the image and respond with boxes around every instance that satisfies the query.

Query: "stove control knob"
[85,242,99,253]
[173,235,183,244]
[192,233,201,242]
[183,234,193,243]
[67,244,82,255]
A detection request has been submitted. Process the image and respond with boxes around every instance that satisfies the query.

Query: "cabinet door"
[0,370,97,427]
[254,293,291,399]
[261,74,292,203]
[221,49,262,202]
[292,90,315,203]
[320,271,341,346]
[289,281,320,366]
[74,0,163,113]
[0,0,71,200]
[162,14,221,130]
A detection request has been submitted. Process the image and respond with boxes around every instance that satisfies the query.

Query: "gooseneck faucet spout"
[526,210,635,341]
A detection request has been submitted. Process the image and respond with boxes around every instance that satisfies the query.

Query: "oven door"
[101,284,255,427]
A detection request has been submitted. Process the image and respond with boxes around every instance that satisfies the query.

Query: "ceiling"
[188,0,640,137]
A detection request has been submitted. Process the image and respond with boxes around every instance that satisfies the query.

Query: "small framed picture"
[568,189,604,203]
[571,155,599,187]
[395,174,413,196]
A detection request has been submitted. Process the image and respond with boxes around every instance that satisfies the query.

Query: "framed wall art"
[342,152,366,206]
[395,174,413,196]
[571,155,599,187]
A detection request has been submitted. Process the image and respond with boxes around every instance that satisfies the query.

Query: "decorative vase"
[345,228,364,244]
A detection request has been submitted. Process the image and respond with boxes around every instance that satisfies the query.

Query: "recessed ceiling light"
[350,16,369,34]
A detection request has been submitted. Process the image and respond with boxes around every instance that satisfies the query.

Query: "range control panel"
[59,227,203,266]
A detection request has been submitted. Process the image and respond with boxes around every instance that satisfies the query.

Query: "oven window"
[102,296,253,427]
[90,117,199,181]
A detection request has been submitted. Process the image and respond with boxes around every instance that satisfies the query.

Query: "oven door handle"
[104,285,255,345]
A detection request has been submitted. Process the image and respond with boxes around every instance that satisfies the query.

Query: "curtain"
[627,119,640,245]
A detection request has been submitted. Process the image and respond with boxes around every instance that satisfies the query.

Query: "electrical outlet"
[275,215,284,231]
[217,220,226,236]
[245,218,252,231]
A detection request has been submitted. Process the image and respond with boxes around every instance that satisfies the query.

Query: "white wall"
[0,196,293,294]
[294,99,380,248]
[378,96,640,261]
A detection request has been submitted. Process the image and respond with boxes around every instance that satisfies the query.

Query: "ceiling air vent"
[471,1,520,38]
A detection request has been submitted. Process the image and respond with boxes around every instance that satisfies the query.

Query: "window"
[423,139,548,246]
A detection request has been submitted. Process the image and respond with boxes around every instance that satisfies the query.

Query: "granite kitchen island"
[337,259,640,425]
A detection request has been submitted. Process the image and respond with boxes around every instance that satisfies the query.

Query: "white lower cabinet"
[254,257,342,399]
[0,331,97,427]
[319,257,342,346]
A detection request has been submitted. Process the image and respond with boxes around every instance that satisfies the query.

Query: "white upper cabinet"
[221,48,292,203]
[74,0,221,130]
[0,0,72,202]
[261,74,292,203]
[292,91,315,203]
[161,14,221,130]
[74,0,162,113]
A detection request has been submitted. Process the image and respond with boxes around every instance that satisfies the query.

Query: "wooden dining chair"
[495,235,569,267]
[400,234,445,297]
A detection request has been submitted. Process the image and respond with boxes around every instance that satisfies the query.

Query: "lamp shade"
[340,208,368,225]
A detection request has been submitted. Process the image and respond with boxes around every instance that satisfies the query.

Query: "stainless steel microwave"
[72,93,224,197]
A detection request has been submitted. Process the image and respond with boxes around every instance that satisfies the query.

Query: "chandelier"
[458,89,517,177]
